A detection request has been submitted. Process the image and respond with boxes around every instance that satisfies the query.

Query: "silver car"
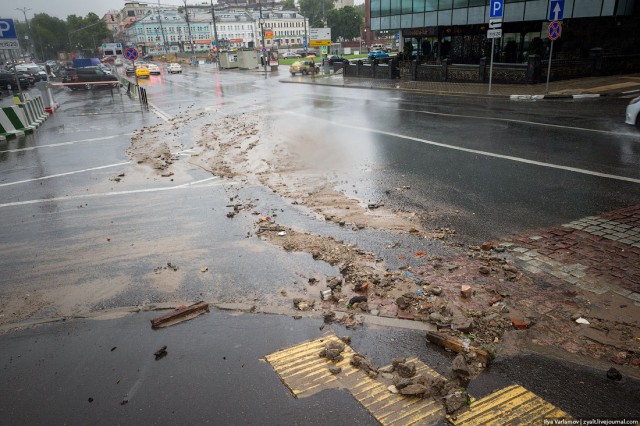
[626,96,639,126]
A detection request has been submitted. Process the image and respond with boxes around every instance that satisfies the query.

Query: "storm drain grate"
[265,334,447,425]
[446,384,570,425]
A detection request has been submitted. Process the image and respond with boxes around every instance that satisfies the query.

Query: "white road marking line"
[0,177,221,209]
[148,101,172,122]
[0,133,134,154]
[0,162,131,188]
[289,112,640,185]
[396,108,638,137]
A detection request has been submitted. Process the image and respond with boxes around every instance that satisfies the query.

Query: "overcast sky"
[4,0,364,22]
[4,1,180,21]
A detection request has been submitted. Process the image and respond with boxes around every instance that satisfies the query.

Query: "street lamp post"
[259,0,267,72]
[209,0,220,64]
[156,0,169,55]
[16,8,33,59]
[183,0,195,56]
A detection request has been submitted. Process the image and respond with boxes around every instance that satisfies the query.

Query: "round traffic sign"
[124,47,139,61]
[548,20,562,41]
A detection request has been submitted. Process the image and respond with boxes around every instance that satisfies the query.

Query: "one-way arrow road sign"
[489,19,502,29]
[549,0,565,21]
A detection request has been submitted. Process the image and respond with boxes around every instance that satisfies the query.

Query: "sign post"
[545,1,564,93]
[487,0,503,93]
[545,20,562,93]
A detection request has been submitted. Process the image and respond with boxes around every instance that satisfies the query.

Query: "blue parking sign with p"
[490,0,504,18]
[0,19,18,39]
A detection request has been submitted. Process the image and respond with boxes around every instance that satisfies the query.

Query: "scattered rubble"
[124,108,640,378]
[150,301,210,329]
[319,340,346,362]
[607,368,622,381]
[154,346,168,360]
[293,298,315,311]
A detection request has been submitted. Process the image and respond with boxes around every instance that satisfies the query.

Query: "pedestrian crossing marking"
[265,334,448,425]
[446,384,570,425]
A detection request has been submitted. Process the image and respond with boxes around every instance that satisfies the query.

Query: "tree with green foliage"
[299,0,336,28]
[12,12,112,60]
[282,0,297,10]
[29,14,68,60]
[67,13,112,57]
[326,6,362,41]
[14,21,30,53]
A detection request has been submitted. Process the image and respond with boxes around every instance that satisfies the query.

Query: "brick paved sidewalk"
[501,205,640,305]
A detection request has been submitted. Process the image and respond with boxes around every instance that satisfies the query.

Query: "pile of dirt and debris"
[346,353,482,415]
[126,108,640,375]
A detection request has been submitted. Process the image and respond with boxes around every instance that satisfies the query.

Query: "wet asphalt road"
[1,64,640,423]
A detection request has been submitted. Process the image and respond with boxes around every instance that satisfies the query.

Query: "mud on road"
[3,106,636,382]
[127,107,640,377]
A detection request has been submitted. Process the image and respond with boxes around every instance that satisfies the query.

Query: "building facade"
[116,3,308,55]
[368,0,639,63]
[251,11,308,48]
[125,9,212,54]
[194,11,258,49]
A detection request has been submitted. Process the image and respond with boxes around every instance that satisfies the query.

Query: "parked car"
[62,66,119,90]
[144,63,161,74]
[370,43,387,52]
[135,66,150,78]
[626,96,640,126]
[0,72,30,90]
[282,52,301,59]
[168,63,182,74]
[289,59,319,76]
[19,71,37,85]
[124,64,136,75]
[295,49,318,58]
[327,55,349,65]
[31,65,49,81]
[368,50,390,61]
[97,64,112,75]
[9,64,40,84]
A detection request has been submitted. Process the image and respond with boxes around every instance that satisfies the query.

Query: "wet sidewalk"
[283,71,640,98]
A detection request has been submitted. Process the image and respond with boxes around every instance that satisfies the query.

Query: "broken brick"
[460,285,473,298]
[511,318,529,330]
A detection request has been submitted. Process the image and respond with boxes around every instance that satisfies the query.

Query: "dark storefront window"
[439,0,453,9]
[453,0,469,7]
[402,0,413,13]
[391,0,402,14]
[425,0,438,11]
[371,0,381,17]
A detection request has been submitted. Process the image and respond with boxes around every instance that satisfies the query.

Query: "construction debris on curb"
[150,301,210,329]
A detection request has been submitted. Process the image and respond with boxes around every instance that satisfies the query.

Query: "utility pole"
[322,0,325,27]
[258,0,267,72]
[183,0,195,56]
[303,13,308,53]
[156,1,169,55]
[16,8,33,59]
[210,0,220,65]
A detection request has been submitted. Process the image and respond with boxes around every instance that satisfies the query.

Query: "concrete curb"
[510,89,640,101]
[281,76,640,101]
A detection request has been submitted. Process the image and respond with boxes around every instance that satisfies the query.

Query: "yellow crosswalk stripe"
[447,384,571,425]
